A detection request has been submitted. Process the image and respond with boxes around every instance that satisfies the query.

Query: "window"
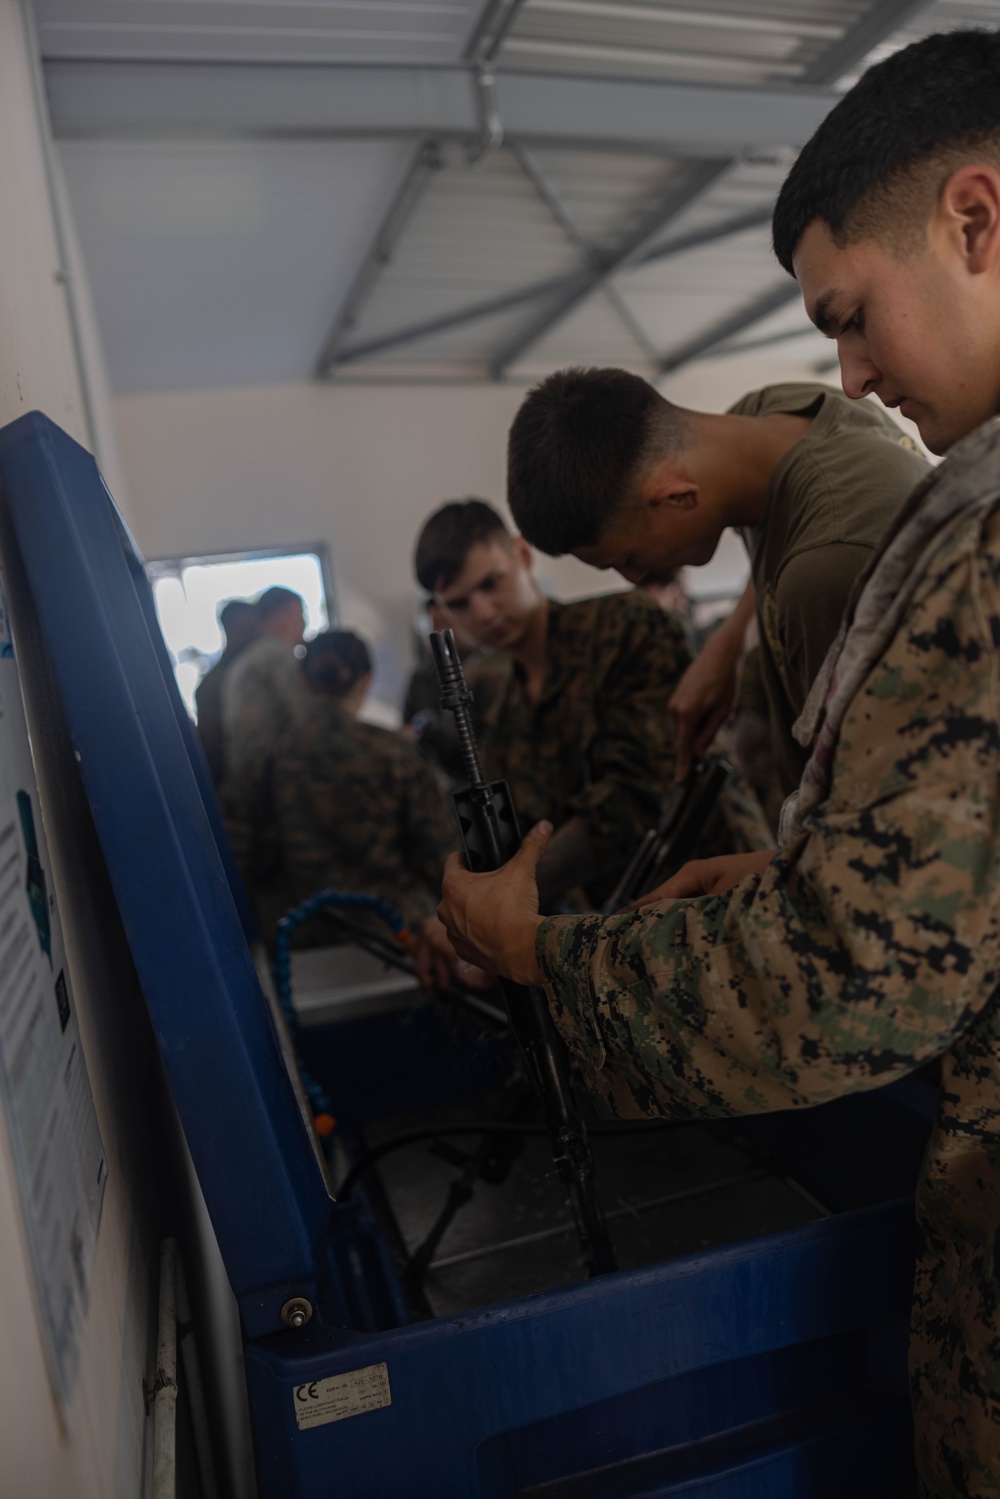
[146,545,334,718]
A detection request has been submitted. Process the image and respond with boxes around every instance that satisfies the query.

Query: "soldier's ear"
[649,483,699,513]
[641,459,698,513]
[935,164,1000,275]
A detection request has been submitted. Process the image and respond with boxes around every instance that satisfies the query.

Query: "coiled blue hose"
[271,889,406,1119]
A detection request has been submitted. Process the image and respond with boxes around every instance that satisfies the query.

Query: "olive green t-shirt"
[727,383,929,797]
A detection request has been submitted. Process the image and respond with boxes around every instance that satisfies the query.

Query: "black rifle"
[431,629,617,1277]
[601,757,732,915]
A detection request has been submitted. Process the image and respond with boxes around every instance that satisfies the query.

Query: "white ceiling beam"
[44,59,841,155]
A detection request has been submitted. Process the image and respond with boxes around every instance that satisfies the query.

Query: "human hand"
[438,822,552,986]
[410,913,462,997]
[635,848,776,905]
[668,633,740,782]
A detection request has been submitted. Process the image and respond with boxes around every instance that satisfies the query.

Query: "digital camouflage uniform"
[196,641,255,788]
[484,592,771,908]
[535,420,1000,1499]
[221,632,302,786]
[221,633,303,899]
[262,694,456,944]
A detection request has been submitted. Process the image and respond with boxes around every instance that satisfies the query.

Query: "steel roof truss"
[488,156,729,377]
[315,139,444,377]
[510,142,660,365]
[330,200,776,368]
[658,281,802,374]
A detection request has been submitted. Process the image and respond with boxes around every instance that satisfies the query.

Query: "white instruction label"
[293,1362,391,1431]
[0,573,107,1407]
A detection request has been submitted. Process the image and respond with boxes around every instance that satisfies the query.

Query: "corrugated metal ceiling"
[499,0,865,84]
[35,0,1000,392]
[35,1,483,64]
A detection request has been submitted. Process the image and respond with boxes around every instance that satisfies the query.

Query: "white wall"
[0,3,154,1494]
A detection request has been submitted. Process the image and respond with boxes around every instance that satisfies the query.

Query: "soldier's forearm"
[534,803,998,1120]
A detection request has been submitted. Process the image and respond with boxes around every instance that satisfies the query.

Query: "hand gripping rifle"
[431,629,616,1277]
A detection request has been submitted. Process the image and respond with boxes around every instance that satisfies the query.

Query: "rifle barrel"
[429,629,486,786]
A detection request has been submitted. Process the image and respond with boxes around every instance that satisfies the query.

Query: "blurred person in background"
[639,567,692,626]
[195,598,261,788]
[265,630,462,994]
[221,585,306,893]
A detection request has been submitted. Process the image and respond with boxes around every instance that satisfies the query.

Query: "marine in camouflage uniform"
[533,420,1000,1499]
[222,632,303,896]
[195,600,261,788]
[222,632,302,786]
[265,693,456,945]
[483,590,771,910]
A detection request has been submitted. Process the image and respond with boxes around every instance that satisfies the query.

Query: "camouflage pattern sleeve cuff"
[535,913,609,1080]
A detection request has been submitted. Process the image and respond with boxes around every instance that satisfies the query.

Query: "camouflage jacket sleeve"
[569,600,691,869]
[536,510,1000,1120]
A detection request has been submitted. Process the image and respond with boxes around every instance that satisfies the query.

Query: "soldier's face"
[436,539,539,650]
[793,192,1000,454]
[574,484,721,585]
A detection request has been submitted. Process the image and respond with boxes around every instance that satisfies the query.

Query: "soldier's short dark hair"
[507,367,691,557]
[303,631,371,696]
[257,585,303,619]
[414,499,512,593]
[772,29,1000,274]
